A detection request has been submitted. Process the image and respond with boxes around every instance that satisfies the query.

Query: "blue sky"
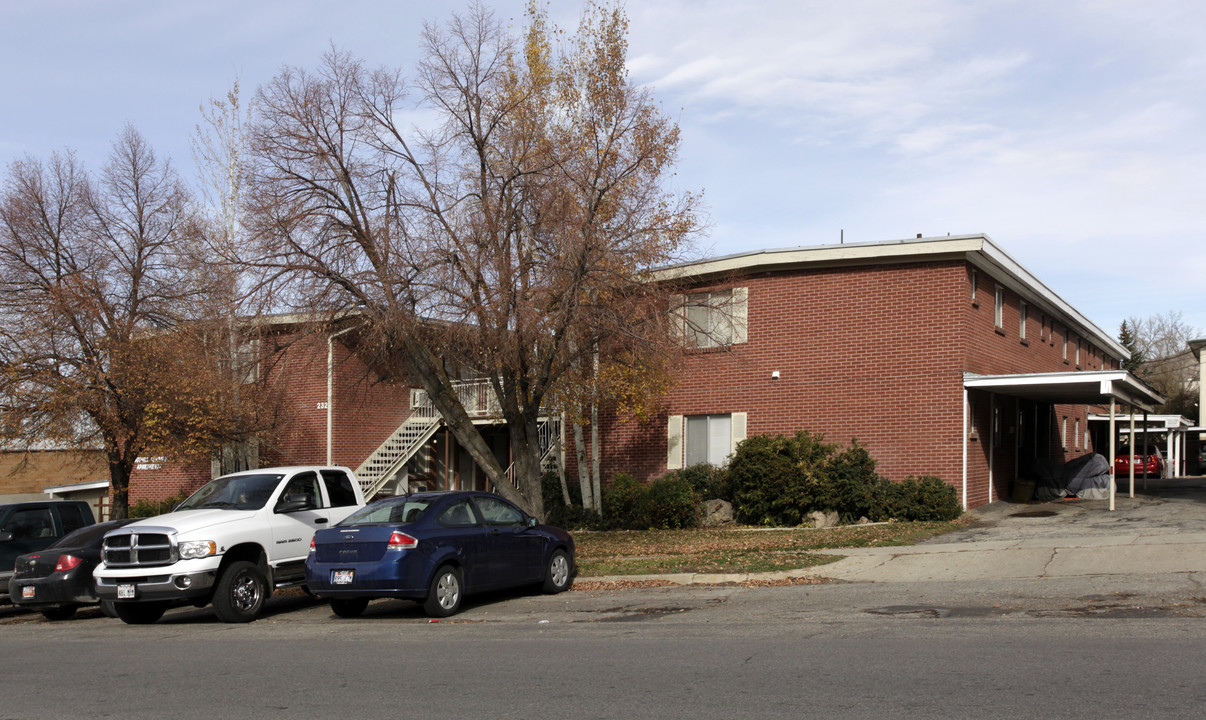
[3,0,1204,337]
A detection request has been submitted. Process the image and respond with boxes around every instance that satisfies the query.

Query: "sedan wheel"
[330,598,369,618]
[423,566,463,618]
[542,549,572,593]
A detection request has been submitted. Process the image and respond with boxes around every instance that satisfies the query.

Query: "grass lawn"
[573,516,974,577]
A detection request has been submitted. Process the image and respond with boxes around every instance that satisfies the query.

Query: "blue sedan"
[305,491,575,618]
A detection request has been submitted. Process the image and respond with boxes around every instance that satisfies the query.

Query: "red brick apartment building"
[129,234,1161,511]
[600,233,1161,509]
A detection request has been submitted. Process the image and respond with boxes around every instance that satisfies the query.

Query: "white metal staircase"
[355,378,564,499]
[354,404,442,499]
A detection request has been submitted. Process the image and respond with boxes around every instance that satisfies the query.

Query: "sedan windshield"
[339,496,434,526]
[176,474,284,512]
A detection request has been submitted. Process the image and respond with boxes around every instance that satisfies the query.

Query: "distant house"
[0,445,109,519]
[594,234,1161,509]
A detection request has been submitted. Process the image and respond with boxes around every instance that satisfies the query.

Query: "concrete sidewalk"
[587,475,1206,587]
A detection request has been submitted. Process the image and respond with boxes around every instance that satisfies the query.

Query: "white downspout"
[327,324,360,466]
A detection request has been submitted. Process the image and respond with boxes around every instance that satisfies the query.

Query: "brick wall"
[130,330,415,503]
[592,259,1115,509]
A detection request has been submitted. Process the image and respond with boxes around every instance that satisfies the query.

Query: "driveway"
[808,475,1206,583]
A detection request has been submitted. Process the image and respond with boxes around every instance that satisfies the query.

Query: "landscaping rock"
[809,510,839,529]
[701,499,734,527]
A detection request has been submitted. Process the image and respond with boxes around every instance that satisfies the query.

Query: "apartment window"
[1075,338,1081,366]
[1062,328,1069,361]
[1074,418,1080,449]
[668,412,747,469]
[1061,416,1068,449]
[686,414,734,466]
[970,269,978,304]
[1018,301,1028,341]
[680,288,748,348]
[994,286,1005,329]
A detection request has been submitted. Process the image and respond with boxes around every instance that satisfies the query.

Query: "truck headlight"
[179,541,217,559]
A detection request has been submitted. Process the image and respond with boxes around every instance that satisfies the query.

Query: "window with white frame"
[1062,328,1069,361]
[970,269,978,303]
[677,288,748,348]
[1019,301,1028,340]
[994,286,1005,329]
[666,412,747,469]
[1075,338,1081,366]
[1061,416,1068,448]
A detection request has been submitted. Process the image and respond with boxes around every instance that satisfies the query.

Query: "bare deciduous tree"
[244,2,701,517]
[0,127,282,517]
[1126,311,1202,418]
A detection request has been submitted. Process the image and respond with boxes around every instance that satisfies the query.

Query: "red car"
[1113,446,1164,478]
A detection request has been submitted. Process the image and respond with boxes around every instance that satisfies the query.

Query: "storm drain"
[1010,510,1058,518]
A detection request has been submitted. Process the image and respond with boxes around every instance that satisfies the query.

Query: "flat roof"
[963,370,1165,413]
[658,234,1128,360]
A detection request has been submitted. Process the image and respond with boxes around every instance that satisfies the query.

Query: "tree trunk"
[574,422,593,510]
[591,402,602,513]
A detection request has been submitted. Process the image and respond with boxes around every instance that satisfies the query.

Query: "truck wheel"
[40,604,78,621]
[114,601,168,625]
[330,598,369,618]
[423,565,463,618]
[99,600,118,618]
[212,561,268,623]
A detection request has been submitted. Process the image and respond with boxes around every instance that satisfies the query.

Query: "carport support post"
[1109,398,1116,512]
[1129,410,1136,499]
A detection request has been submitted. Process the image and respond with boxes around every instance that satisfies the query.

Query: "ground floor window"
[686,414,733,466]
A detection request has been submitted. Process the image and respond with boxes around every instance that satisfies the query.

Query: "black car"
[9,519,134,620]
[0,500,95,603]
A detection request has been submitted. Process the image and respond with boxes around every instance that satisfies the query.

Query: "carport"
[963,370,1166,511]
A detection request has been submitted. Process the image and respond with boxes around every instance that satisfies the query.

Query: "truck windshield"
[176,474,285,512]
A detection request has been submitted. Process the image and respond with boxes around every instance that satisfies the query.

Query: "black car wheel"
[423,565,463,618]
[330,598,369,618]
[212,561,268,623]
[114,601,168,625]
[40,604,78,621]
[542,549,572,593]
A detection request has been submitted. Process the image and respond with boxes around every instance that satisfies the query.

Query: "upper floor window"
[1019,301,1028,340]
[678,288,748,348]
[994,286,1005,329]
[1075,338,1081,366]
[1062,328,1069,361]
[970,269,978,304]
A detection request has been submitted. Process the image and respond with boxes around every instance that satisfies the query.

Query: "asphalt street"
[6,476,1206,718]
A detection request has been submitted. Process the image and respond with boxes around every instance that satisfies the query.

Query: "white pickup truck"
[95,466,366,624]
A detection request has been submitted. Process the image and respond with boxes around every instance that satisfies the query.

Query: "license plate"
[117,584,136,599]
[21,586,34,599]
[332,570,354,585]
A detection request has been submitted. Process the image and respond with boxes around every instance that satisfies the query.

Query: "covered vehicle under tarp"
[1032,453,1112,501]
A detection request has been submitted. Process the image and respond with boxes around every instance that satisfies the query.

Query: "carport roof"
[963,370,1165,414]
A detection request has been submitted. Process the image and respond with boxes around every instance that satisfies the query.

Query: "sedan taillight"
[387,531,418,549]
[55,554,82,572]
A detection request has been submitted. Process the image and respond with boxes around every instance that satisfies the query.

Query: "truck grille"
[103,531,176,567]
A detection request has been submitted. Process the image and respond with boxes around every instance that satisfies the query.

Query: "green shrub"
[541,471,600,529]
[602,473,650,530]
[670,463,732,502]
[129,491,190,519]
[728,432,962,526]
[884,476,962,521]
[729,431,836,526]
[644,474,701,529]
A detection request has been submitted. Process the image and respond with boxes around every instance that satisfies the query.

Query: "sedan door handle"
[314,518,328,524]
